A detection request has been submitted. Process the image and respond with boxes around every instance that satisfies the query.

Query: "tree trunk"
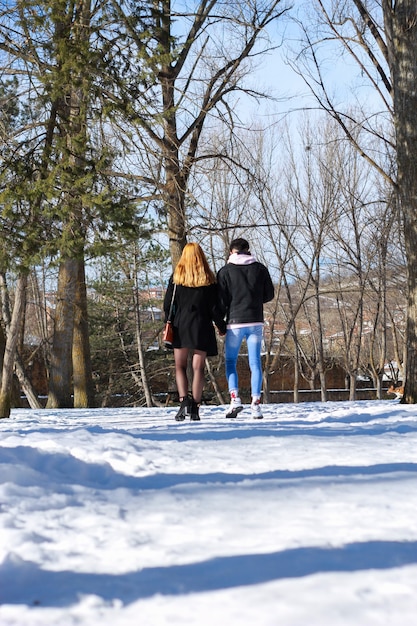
[293,340,300,404]
[133,259,153,407]
[46,259,77,408]
[319,370,327,402]
[262,368,270,404]
[14,354,42,409]
[314,281,328,402]
[73,258,94,408]
[349,372,357,401]
[384,0,417,402]
[156,0,187,267]
[376,375,383,399]
[46,0,92,409]
[0,272,28,418]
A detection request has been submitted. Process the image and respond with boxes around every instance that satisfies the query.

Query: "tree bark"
[73,258,95,407]
[384,0,417,402]
[46,0,93,408]
[0,272,28,418]
[133,257,153,407]
[46,259,77,408]
[157,0,188,266]
[14,354,42,409]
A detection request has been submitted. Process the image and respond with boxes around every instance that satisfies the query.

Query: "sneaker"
[175,397,191,421]
[251,399,263,419]
[225,396,243,418]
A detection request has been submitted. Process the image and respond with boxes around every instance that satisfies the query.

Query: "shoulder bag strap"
[167,283,177,322]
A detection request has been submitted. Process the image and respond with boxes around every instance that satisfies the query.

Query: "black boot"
[190,399,200,421]
[175,396,191,421]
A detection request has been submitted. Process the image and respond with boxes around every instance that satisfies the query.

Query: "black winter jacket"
[163,277,226,356]
[217,257,274,325]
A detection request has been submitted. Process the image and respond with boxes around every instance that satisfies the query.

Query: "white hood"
[227,252,257,265]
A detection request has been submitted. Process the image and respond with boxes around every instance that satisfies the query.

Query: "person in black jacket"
[164,242,226,421]
[217,238,274,419]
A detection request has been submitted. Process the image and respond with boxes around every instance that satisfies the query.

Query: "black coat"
[217,260,274,325]
[163,277,226,356]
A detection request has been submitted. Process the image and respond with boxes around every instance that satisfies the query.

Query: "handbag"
[163,284,176,348]
[162,320,174,347]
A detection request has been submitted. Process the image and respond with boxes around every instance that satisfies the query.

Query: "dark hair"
[229,237,250,253]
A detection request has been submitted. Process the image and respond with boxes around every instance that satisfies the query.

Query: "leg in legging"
[191,350,207,403]
[174,348,190,399]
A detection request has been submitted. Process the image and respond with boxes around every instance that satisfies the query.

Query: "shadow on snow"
[2,540,417,607]
[1,445,417,492]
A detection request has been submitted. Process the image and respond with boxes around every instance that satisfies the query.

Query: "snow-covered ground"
[1,400,417,625]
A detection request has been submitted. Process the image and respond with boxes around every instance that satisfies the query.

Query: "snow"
[1,400,417,626]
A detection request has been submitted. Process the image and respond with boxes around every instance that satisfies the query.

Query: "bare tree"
[265,117,344,401]
[360,185,401,397]
[108,0,290,266]
[292,0,417,402]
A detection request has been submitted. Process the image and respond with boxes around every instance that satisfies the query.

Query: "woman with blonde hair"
[163,242,226,421]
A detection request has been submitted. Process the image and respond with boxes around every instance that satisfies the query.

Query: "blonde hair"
[173,242,216,287]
